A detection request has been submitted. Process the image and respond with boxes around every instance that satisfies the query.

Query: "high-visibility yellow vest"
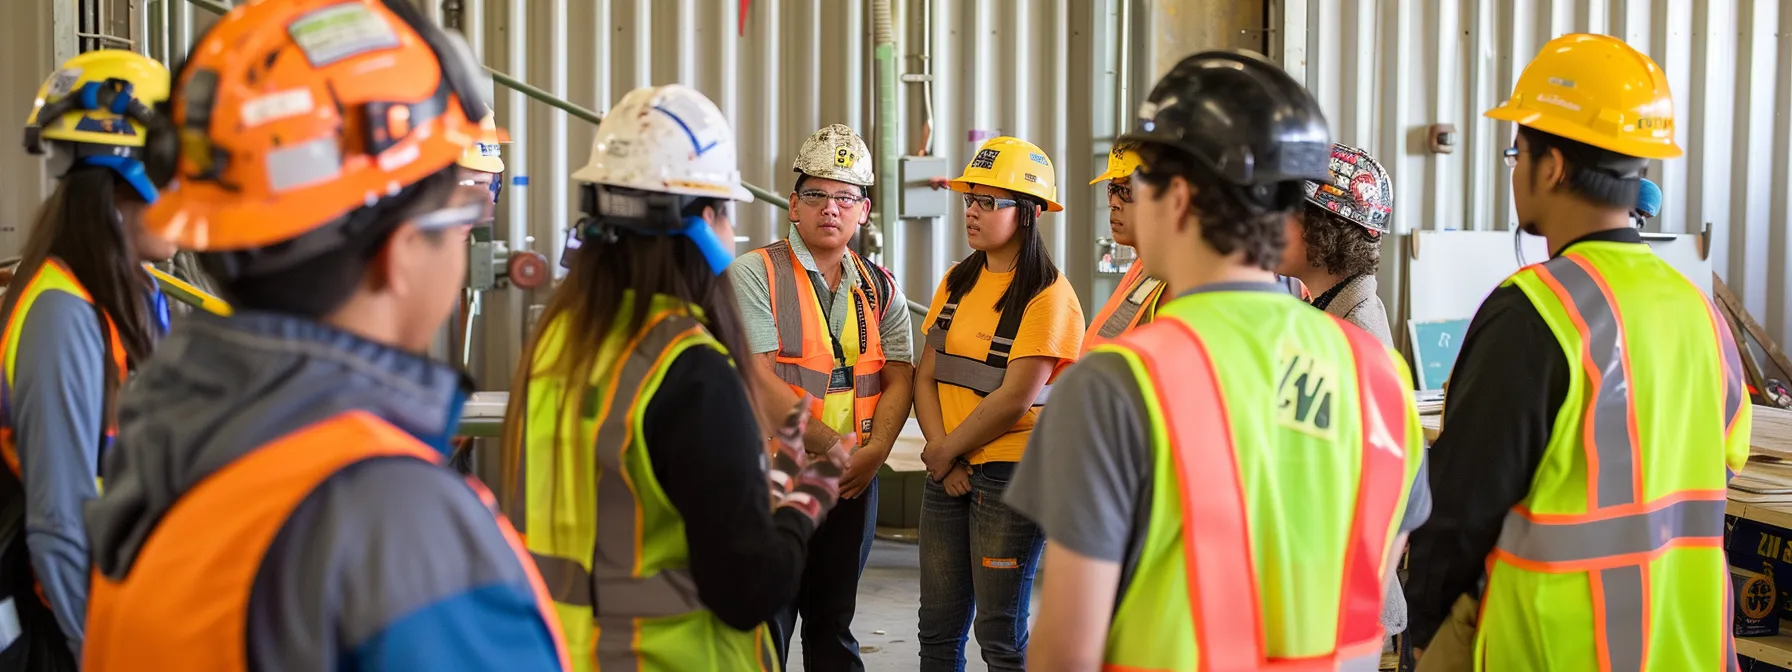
[1475,241,1750,671]
[0,257,128,482]
[1084,262,1166,354]
[1095,289,1425,671]
[751,240,890,441]
[519,293,778,672]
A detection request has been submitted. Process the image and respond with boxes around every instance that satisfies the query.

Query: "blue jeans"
[917,461,1043,672]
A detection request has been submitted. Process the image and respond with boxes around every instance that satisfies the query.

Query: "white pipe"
[548,0,567,266]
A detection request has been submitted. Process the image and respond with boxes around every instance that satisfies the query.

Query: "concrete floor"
[786,537,1042,671]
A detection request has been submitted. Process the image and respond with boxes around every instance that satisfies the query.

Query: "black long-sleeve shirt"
[641,346,814,631]
[1404,227,1642,647]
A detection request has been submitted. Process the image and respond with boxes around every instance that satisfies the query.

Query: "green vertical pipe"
[872,0,899,258]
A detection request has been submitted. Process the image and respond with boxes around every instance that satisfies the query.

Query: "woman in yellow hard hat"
[914,136,1083,670]
[0,49,178,670]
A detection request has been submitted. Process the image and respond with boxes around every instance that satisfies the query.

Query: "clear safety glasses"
[962,193,1018,212]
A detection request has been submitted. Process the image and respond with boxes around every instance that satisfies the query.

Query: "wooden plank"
[1738,631,1792,668]
[1716,274,1792,390]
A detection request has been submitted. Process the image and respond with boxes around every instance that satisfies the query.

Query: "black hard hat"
[1122,50,1332,192]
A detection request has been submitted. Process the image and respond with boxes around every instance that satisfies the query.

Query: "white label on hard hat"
[47,67,83,98]
[651,95,723,156]
[1535,93,1582,112]
[288,3,402,68]
[240,89,316,128]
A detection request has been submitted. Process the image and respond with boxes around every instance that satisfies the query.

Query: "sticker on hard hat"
[1022,173,1039,183]
[1535,94,1582,112]
[47,68,82,98]
[240,89,316,128]
[74,116,134,136]
[1547,77,1576,89]
[970,148,1000,170]
[479,143,501,156]
[288,3,402,68]
[835,147,856,167]
[1028,153,1048,165]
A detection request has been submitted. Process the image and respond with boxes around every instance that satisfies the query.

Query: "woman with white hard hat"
[499,83,850,671]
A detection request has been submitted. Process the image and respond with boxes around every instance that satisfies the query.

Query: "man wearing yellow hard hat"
[1408,34,1748,670]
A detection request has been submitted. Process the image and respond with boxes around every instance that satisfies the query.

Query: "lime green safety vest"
[520,293,778,672]
[1474,241,1749,671]
[1095,289,1425,671]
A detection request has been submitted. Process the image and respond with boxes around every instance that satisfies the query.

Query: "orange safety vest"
[82,411,571,671]
[1084,263,1166,353]
[753,240,890,440]
[0,258,129,478]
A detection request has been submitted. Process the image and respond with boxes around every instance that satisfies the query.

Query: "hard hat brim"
[948,177,1065,212]
[1484,102,1684,160]
[1088,167,1124,185]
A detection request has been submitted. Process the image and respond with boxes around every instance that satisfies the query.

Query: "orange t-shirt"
[922,265,1084,464]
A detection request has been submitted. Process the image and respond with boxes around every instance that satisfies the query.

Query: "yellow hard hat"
[457,112,510,174]
[950,136,1063,212]
[1089,142,1142,184]
[1484,34,1680,159]
[24,49,170,152]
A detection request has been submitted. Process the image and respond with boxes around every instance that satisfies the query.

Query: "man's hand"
[927,176,951,191]
[768,395,851,526]
[921,437,957,481]
[840,441,888,499]
[942,463,972,497]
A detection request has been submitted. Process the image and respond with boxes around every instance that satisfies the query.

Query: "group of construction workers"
[0,0,1751,669]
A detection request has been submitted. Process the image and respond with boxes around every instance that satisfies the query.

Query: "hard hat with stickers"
[792,124,874,187]
[1089,142,1143,185]
[23,49,172,202]
[1485,33,1680,160]
[1302,143,1394,236]
[947,136,1063,212]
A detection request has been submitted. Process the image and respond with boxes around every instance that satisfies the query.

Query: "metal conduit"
[180,0,928,317]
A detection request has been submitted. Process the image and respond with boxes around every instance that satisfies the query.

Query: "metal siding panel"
[1285,0,1792,352]
[0,0,58,258]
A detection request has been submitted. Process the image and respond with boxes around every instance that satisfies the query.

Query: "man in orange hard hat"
[80,1,569,669]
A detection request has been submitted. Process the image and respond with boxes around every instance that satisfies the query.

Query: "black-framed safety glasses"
[962,193,1017,212]
[797,189,865,208]
[1106,181,1133,203]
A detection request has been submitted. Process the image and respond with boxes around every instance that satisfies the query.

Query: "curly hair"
[1299,205,1381,277]
[1134,143,1298,271]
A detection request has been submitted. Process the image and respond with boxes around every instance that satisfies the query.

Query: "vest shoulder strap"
[850,252,894,322]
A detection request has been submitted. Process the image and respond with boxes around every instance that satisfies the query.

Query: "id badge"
[829,367,853,392]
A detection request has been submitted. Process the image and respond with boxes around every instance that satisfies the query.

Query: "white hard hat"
[793,124,874,187]
[573,84,752,202]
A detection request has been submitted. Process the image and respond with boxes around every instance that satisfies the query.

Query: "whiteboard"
[1405,230,1711,325]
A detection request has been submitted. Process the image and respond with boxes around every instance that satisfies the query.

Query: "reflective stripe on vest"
[0,258,128,479]
[1098,303,1412,671]
[522,300,777,672]
[1085,263,1165,352]
[756,240,886,439]
[1480,247,1743,672]
[82,411,569,672]
[928,284,1050,406]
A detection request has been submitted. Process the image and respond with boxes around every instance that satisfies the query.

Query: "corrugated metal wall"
[1277,0,1792,349]
[460,0,1137,383]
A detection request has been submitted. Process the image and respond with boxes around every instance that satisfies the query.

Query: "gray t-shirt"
[1005,351,1432,608]
[727,230,914,364]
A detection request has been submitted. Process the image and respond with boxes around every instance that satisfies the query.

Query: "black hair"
[793,173,868,199]
[943,192,1059,315]
[6,166,161,365]
[1519,126,1645,211]
[1134,143,1294,271]
[1298,205,1381,277]
[199,166,463,318]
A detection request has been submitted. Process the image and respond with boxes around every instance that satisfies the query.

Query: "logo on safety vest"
[1276,344,1338,440]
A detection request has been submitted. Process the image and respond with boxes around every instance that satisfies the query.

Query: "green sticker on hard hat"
[288,3,401,68]
[1028,152,1048,165]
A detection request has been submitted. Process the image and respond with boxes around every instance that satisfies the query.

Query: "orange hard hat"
[148,0,492,252]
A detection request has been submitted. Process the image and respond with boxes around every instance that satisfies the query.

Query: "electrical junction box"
[897,155,951,219]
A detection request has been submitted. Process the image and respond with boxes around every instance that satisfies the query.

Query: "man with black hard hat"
[1006,50,1430,670]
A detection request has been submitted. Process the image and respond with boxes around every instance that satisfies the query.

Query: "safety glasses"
[797,189,865,208]
[1106,181,1133,204]
[962,193,1018,212]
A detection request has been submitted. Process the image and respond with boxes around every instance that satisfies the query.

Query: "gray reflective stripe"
[1600,565,1645,672]
[532,552,592,606]
[926,325,948,351]
[773,361,828,399]
[764,242,805,359]
[855,372,882,397]
[1096,297,1142,338]
[1544,257,1637,508]
[596,570,703,617]
[1494,497,1723,564]
[932,352,1051,405]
